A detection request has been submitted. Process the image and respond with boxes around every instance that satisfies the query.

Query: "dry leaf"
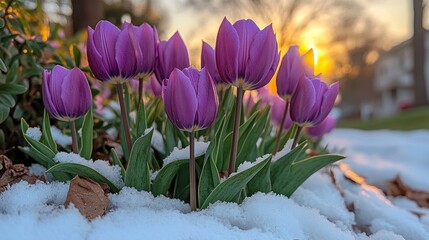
[0,155,44,192]
[65,176,109,220]
[385,176,429,208]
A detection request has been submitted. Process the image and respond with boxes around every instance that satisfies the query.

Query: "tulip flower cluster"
[22,17,342,213]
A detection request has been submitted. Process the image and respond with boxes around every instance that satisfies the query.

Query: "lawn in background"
[338,106,429,130]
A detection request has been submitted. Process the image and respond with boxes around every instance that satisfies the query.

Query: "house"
[374,36,429,116]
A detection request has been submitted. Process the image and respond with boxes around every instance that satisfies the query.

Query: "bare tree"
[413,0,428,106]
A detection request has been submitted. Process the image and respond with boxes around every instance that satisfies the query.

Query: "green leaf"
[46,163,120,193]
[201,156,271,209]
[124,130,153,191]
[110,148,126,181]
[0,83,27,94]
[0,94,15,107]
[119,118,130,161]
[220,109,259,170]
[271,141,308,194]
[151,159,188,196]
[72,44,81,67]
[235,107,270,167]
[279,154,345,197]
[79,108,93,160]
[164,120,176,154]
[247,156,272,196]
[41,110,57,153]
[18,146,52,169]
[136,102,146,138]
[20,118,56,166]
[0,58,7,72]
[198,144,220,207]
[5,61,18,83]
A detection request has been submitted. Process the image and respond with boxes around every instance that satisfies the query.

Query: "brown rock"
[65,176,109,220]
[0,155,44,192]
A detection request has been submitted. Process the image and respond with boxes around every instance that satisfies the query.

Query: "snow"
[236,154,271,173]
[28,164,47,176]
[272,139,294,162]
[25,127,42,141]
[54,152,124,189]
[50,126,72,148]
[1,129,429,240]
[324,129,429,192]
[144,126,166,153]
[163,141,209,166]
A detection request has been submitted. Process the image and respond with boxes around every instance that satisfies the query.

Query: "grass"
[337,106,429,130]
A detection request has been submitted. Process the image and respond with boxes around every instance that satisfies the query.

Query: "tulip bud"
[276,46,307,101]
[122,22,158,78]
[42,65,92,121]
[87,20,143,82]
[215,18,279,90]
[155,32,190,83]
[201,41,223,85]
[162,67,218,131]
[290,77,339,127]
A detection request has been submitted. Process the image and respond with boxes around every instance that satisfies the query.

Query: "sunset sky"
[156,0,417,80]
[160,1,414,49]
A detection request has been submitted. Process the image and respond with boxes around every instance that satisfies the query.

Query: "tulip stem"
[291,126,303,149]
[189,131,197,211]
[138,78,144,112]
[116,83,132,155]
[70,120,78,154]
[228,87,244,176]
[273,101,289,154]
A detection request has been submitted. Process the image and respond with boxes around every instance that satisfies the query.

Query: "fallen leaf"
[0,155,44,192]
[65,176,109,220]
[385,176,429,208]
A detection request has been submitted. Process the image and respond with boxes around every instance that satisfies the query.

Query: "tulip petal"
[42,70,60,119]
[93,21,120,77]
[290,77,316,124]
[87,27,110,81]
[233,19,260,76]
[201,42,222,85]
[115,25,142,79]
[49,66,70,116]
[196,67,218,128]
[215,18,239,85]
[156,32,189,82]
[167,69,197,130]
[314,82,339,125]
[276,46,304,97]
[137,23,157,74]
[61,68,92,119]
[245,25,278,89]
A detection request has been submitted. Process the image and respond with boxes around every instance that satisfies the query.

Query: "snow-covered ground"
[1,129,429,240]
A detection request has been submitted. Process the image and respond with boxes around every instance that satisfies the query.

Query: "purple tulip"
[201,41,223,85]
[87,20,143,82]
[155,32,190,83]
[306,115,336,138]
[122,22,158,77]
[162,67,218,131]
[290,76,339,127]
[271,95,293,130]
[276,46,307,100]
[215,18,279,90]
[42,65,92,121]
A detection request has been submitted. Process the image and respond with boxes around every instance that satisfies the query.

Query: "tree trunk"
[71,0,104,34]
[413,0,428,106]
